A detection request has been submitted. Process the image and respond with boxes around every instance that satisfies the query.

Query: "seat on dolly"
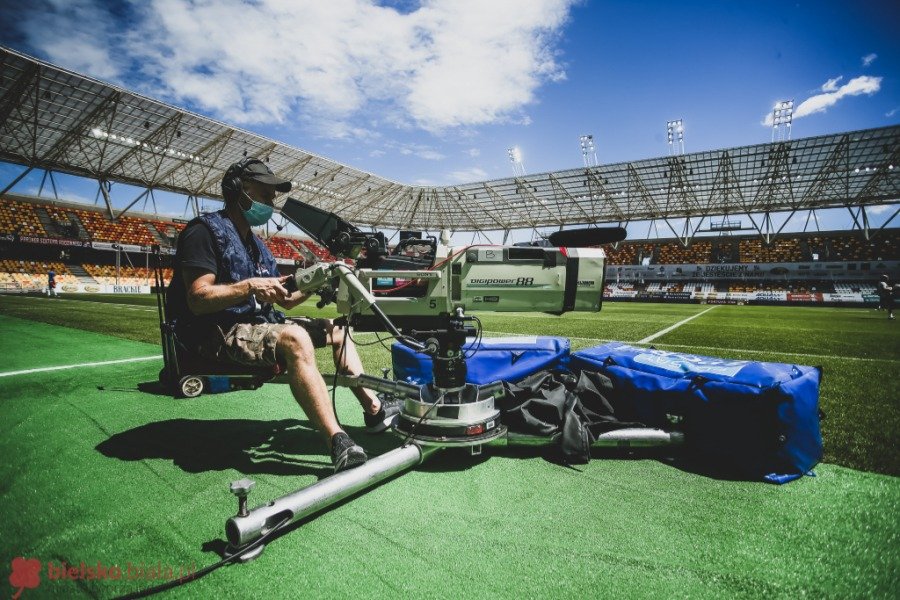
[153,246,282,398]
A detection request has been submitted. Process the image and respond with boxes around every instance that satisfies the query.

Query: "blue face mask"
[241,193,274,226]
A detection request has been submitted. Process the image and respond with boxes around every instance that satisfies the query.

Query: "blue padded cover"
[570,342,823,483]
[392,336,570,386]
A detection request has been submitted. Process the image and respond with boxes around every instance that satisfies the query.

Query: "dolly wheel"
[179,375,204,398]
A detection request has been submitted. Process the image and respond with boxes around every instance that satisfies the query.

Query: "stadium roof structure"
[1,46,898,240]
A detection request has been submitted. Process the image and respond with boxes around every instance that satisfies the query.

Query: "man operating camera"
[166,158,400,472]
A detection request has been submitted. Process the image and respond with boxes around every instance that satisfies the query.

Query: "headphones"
[221,157,264,200]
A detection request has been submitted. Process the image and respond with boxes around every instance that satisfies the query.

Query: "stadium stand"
[739,238,803,263]
[601,230,899,265]
[67,208,158,246]
[0,199,46,237]
[1,194,895,306]
[81,264,171,286]
[0,195,339,292]
[657,241,712,264]
[0,260,76,290]
[1,195,332,257]
[264,236,301,260]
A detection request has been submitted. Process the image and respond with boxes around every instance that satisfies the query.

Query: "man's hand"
[247,276,290,304]
[185,270,294,315]
[275,275,311,310]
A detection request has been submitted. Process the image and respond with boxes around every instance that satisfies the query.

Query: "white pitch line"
[482,330,897,363]
[637,306,717,344]
[482,330,620,344]
[636,342,899,364]
[0,355,162,378]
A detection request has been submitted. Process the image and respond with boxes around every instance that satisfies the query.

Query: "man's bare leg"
[277,325,344,449]
[327,325,381,415]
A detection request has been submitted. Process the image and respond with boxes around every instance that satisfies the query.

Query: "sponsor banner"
[786,293,823,302]
[58,284,151,294]
[822,293,863,302]
[19,235,88,247]
[275,258,297,265]
[754,291,788,301]
[704,298,738,305]
[696,264,753,277]
[60,283,101,293]
[607,260,900,281]
[110,284,150,294]
[91,242,145,252]
[604,290,638,298]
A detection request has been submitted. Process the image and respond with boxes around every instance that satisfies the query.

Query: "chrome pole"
[226,443,438,549]
[498,428,685,448]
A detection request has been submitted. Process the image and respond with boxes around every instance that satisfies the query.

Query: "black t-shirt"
[176,223,219,277]
[167,221,276,345]
[175,222,263,278]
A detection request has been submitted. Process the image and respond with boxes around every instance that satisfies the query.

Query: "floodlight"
[771,100,793,142]
[580,134,597,167]
[666,119,684,155]
[507,146,525,176]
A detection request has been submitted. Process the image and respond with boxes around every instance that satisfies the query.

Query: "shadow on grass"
[136,380,171,396]
[96,418,404,478]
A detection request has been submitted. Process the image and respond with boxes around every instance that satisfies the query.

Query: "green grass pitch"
[0,293,897,598]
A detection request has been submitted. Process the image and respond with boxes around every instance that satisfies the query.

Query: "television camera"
[278,197,626,449]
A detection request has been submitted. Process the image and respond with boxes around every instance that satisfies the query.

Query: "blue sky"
[0,0,897,241]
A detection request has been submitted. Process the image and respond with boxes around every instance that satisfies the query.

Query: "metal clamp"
[230,478,255,518]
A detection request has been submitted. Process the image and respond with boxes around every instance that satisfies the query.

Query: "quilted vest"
[196,210,284,325]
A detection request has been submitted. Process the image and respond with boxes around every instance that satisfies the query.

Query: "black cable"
[345,328,388,347]
[463,316,484,360]
[398,391,443,448]
[113,515,291,600]
[331,321,350,428]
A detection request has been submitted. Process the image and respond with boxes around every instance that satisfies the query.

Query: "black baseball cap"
[229,159,293,192]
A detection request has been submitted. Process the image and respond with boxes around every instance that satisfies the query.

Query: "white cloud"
[447,167,488,183]
[862,53,877,67]
[867,204,890,216]
[466,148,481,157]
[821,76,842,92]
[417,149,446,161]
[384,140,445,160]
[886,107,898,118]
[762,75,882,126]
[16,0,575,134]
[19,0,122,79]
[369,149,386,158]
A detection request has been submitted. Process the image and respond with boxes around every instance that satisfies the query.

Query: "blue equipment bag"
[569,342,823,483]
[392,336,570,386]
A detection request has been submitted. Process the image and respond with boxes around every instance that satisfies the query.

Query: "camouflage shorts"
[201,318,331,367]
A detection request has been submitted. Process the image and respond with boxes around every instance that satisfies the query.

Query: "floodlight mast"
[772,100,794,142]
[580,134,598,167]
[666,119,685,156]
[507,146,526,177]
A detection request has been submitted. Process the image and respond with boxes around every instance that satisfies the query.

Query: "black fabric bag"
[499,369,644,464]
